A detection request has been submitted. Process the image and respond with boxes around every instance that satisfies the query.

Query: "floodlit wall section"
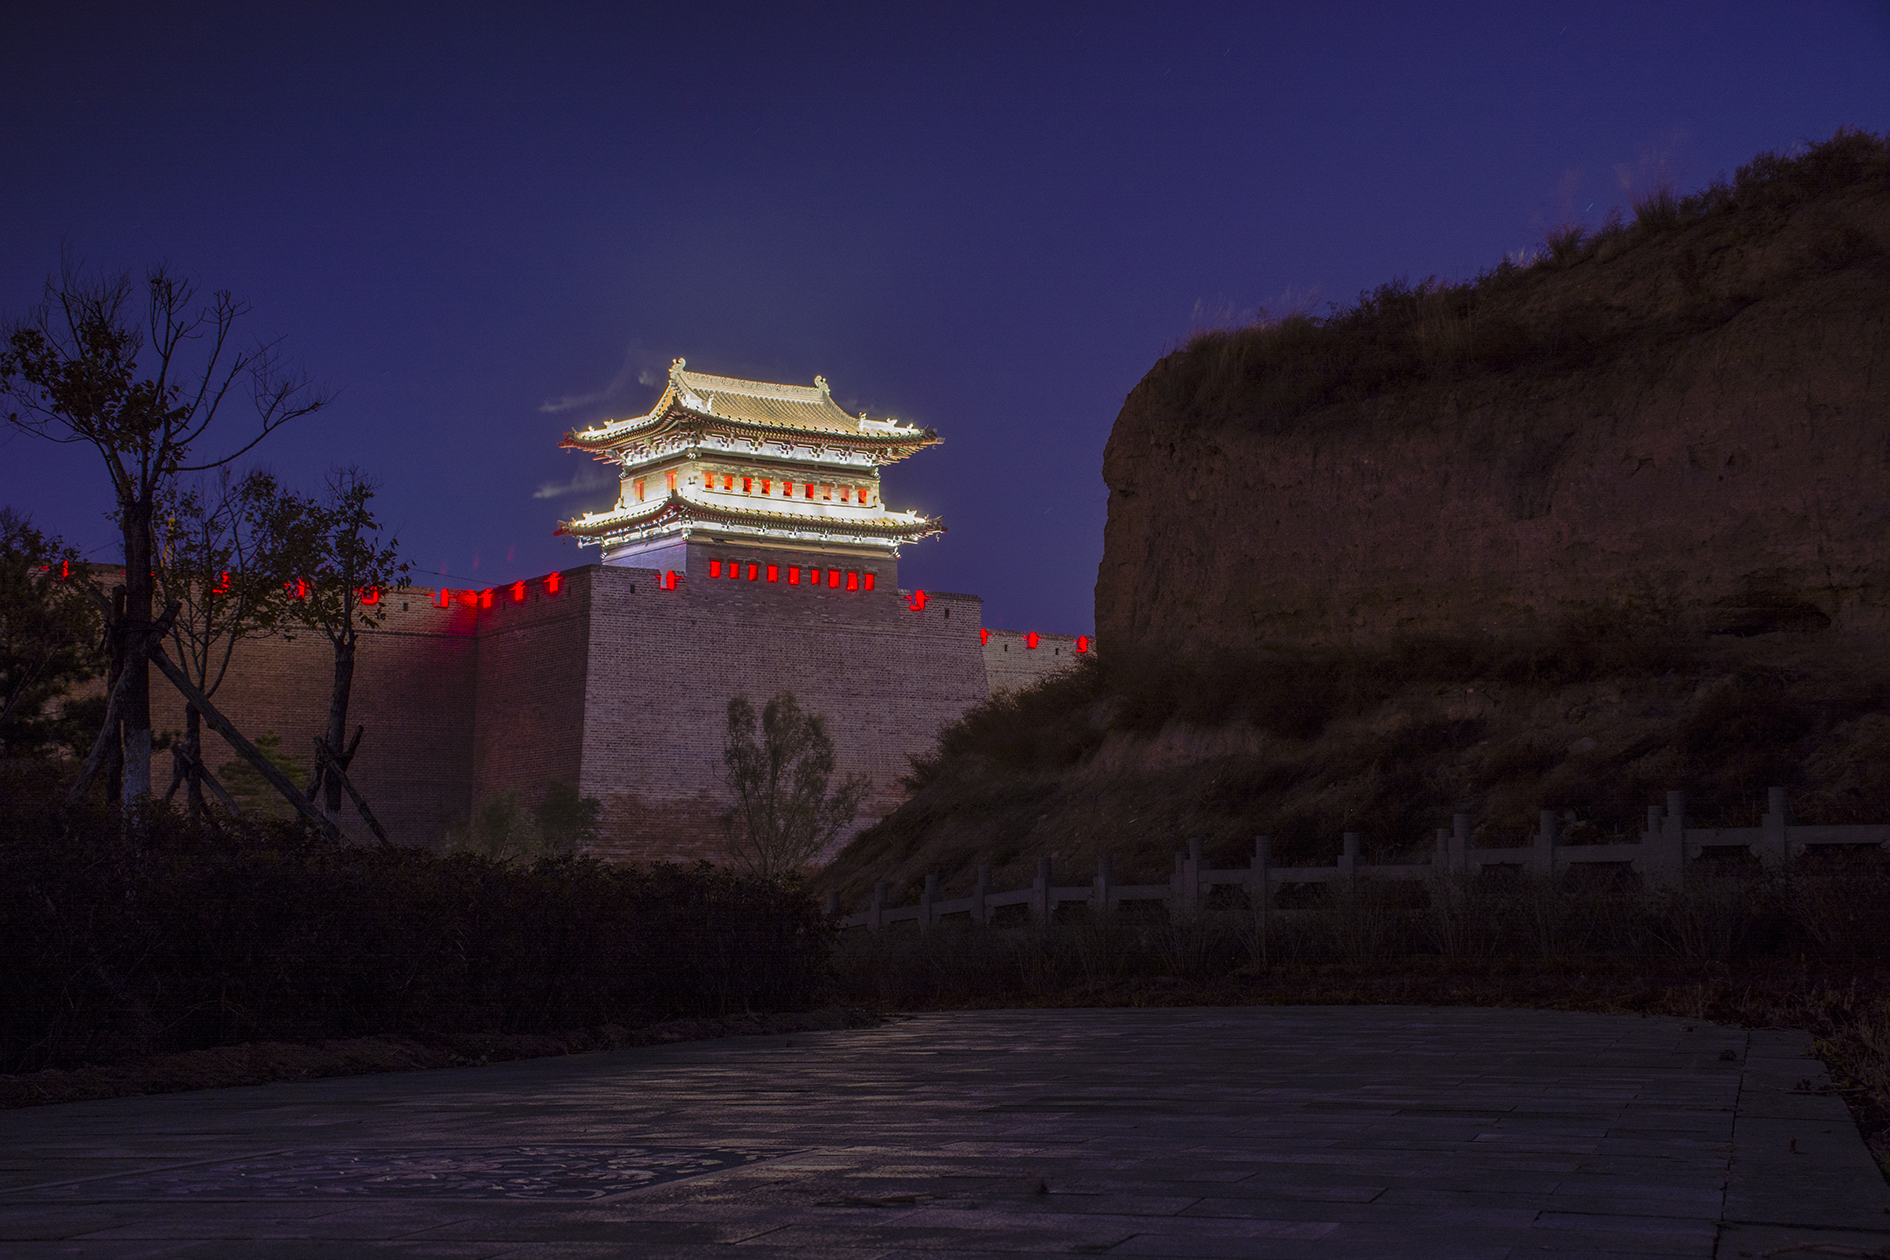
[578,566,988,863]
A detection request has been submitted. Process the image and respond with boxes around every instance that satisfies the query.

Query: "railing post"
[1451,812,1469,879]
[824,890,840,918]
[1249,835,1273,921]
[1186,837,1203,910]
[974,863,991,926]
[1534,810,1558,877]
[1761,786,1791,871]
[920,872,938,935]
[1094,852,1113,913]
[1033,856,1051,922]
[1339,832,1360,879]
[870,881,887,931]
[1639,793,1685,889]
[1169,850,1183,918]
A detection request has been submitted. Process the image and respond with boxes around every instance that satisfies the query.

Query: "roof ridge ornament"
[815,375,829,395]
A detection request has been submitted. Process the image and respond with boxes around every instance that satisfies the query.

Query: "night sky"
[5,4,1887,637]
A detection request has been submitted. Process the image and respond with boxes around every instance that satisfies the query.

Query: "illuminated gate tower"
[556,359,943,589]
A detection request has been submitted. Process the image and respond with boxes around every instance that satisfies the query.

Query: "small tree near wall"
[722,691,868,880]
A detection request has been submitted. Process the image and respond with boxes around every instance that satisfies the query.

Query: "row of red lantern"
[431,570,565,609]
[707,558,879,592]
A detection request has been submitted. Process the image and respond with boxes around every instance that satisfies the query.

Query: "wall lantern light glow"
[908,589,928,612]
[480,589,494,609]
[211,570,231,596]
[1076,635,1089,653]
[432,588,450,608]
[1025,632,1040,649]
[980,627,990,645]
[660,570,680,590]
[511,580,526,603]
[546,571,563,595]
[359,586,382,606]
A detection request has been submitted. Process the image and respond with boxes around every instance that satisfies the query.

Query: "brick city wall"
[145,587,483,847]
[982,628,1089,694]
[139,561,1082,863]
[577,564,988,863]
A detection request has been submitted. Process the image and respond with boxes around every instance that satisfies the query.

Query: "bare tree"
[722,691,869,880]
[0,258,325,812]
[271,466,409,822]
[152,469,297,822]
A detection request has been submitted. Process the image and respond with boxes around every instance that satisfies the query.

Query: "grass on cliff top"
[1158,126,1890,428]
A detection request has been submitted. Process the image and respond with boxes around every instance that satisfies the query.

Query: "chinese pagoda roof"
[562,359,938,457]
[556,490,945,547]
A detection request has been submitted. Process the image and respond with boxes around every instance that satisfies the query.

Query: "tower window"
[846,571,859,591]
[742,477,752,493]
[767,564,779,583]
[804,483,814,499]
[666,470,677,492]
[840,486,851,502]
[827,568,840,588]
[788,566,800,585]
[747,563,758,581]
[863,571,876,591]
[634,478,646,502]
[709,560,721,578]
[723,474,734,491]
[782,480,793,496]
[761,479,771,494]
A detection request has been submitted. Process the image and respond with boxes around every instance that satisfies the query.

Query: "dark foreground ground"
[1,1007,1885,1259]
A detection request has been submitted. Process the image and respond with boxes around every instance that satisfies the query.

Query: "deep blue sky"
[4,3,1887,635]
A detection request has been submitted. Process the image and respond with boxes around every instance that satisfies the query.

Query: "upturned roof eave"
[555,494,946,542]
[561,403,939,455]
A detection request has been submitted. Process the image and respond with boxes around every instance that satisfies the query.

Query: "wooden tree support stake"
[146,644,343,843]
[314,734,391,845]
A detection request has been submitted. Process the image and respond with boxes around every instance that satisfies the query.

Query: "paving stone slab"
[0,1007,1884,1257]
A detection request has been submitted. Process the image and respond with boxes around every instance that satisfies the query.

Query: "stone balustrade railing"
[831,787,1890,930]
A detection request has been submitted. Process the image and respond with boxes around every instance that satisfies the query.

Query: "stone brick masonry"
[144,564,1084,862]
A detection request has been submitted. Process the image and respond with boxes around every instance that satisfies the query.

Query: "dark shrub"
[0,777,831,1073]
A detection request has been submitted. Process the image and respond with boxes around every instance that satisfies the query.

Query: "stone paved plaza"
[2,1007,1887,1258]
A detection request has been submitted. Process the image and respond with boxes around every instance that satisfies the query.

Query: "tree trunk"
[120,500,154,810]
[103,586,126,806]
[323,631,355,821]
[184,703,204,824]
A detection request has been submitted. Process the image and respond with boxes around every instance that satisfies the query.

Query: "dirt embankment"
[1100,169,1890,656]
[819,133,1890,905]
